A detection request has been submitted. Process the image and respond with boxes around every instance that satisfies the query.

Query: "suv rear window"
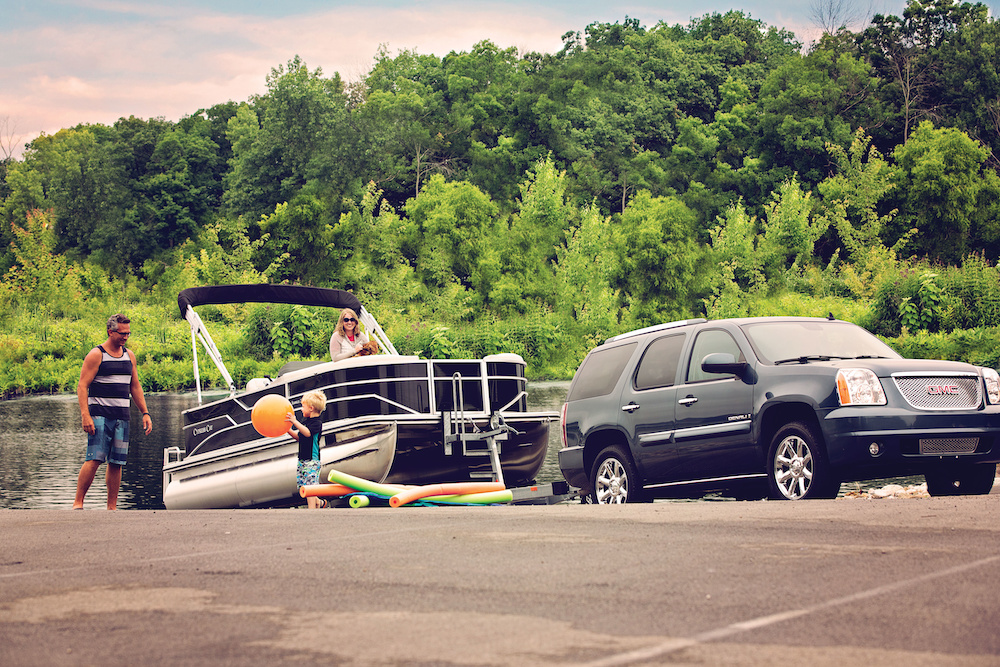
[566,343,637,401]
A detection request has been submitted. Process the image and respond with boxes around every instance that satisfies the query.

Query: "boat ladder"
[443,372,520,485]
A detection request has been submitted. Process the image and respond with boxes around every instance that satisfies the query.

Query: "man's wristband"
[142,412,150,416]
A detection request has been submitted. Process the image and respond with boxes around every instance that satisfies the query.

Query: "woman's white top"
[330,331,370,361]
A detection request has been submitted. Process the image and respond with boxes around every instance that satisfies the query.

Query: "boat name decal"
[193,424,214,436]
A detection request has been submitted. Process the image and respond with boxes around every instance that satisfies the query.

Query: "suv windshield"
[741,321,900,365]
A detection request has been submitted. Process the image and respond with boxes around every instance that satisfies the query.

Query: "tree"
[4,208,80,312]
[0,116,24,162]
[612,191,708,322]
[553,205,627,339]
[889,121,1000,262]
[817,128,902,266]
[810,0,872,34]
[858,0,991,150]
[491,157,573,313]
[225,57,355,222]
[756,44,879,184]
[361,47,458,204]
[404,175,502,312]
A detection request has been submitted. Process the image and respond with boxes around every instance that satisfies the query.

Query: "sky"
[2,0,993,158]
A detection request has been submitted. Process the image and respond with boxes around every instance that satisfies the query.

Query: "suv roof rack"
[604,318,708,344]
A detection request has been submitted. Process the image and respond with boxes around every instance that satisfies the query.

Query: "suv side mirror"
[701,352,747,377]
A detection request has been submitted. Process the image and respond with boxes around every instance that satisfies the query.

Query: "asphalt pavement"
[2,490,999,666]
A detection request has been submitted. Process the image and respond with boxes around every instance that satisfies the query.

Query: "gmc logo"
[926,385,960,395]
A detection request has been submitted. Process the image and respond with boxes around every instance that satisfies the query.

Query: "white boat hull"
[163,423,396,509]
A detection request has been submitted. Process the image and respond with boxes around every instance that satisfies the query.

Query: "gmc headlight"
[982,368,1000,405]
[836,368,887,405]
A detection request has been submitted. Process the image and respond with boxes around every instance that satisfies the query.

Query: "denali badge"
[926,385,960,395]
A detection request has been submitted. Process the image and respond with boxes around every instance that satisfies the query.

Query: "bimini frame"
[177,284,397,405]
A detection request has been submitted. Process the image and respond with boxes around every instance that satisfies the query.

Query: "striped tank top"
[88,345,132,421]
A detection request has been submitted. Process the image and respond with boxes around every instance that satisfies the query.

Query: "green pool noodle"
[327,468,512,505]
[349,494,370,508]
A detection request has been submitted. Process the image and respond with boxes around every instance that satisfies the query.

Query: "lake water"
[0,380,917,509]
[0,382,572,510]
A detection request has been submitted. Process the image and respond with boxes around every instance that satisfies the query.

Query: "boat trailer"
[443,373,579,505]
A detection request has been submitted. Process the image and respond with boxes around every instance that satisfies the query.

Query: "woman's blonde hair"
[335,308,361,337]
[301,390,326,413]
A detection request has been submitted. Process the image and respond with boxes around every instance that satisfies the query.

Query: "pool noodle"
[390,481,507,507]
[326,468,513,506]
[427,490,513,505]
[349,495,370,508]
[300,484,356,498]
[327,468,410,497]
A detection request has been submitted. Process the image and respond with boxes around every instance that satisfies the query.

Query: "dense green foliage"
[4,1,1000,397]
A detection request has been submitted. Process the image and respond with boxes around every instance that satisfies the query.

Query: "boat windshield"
[740,320,900,365]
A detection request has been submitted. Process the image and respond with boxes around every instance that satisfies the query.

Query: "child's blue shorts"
[297,459,321,487]
[86,417,130,466]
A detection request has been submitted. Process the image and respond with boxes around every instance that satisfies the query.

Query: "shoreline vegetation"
[4,6,1000,399]
[4,293,1000,401]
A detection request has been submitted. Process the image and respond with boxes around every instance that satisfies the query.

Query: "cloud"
[1,3,577,154]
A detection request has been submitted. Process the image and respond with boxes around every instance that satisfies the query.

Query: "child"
[286,390,327,508]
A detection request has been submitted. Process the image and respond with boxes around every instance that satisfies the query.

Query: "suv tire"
[925,463,996,496]
[767,422,840,500]
[591,445,644,504]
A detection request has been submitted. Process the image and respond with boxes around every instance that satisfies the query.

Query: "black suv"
[559,316,1000,502]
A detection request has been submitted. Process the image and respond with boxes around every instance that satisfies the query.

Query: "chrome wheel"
[767,422,839,500]
[595,457,629,503]
[773,434,814,500]
[590,445,642,504]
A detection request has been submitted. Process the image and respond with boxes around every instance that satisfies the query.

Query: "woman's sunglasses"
[343,317,356,323]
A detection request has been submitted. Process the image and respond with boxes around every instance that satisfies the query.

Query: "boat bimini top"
[177,284,398,404]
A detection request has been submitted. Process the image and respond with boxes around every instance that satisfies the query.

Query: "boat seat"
[276,360,324,378]
[245,377,272,392]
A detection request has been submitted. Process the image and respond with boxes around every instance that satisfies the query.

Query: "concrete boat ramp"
[2,491,999,666]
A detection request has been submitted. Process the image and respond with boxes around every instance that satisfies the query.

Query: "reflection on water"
[0,393,203,510]
[529,381,571,485]
[0,384,571,510]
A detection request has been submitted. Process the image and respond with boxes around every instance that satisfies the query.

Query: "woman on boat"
[330,308,370,361]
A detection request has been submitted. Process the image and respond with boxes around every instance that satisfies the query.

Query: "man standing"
[73,314,153,510]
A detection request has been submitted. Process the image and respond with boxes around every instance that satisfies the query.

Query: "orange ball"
[251,394,293,437]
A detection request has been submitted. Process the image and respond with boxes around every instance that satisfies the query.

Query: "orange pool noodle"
[251,394,293,437]
[389,481,507,508]
[300,484,355,498]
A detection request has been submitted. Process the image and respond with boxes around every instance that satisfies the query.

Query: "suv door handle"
[678,396,698,406]
[621,403,640,413]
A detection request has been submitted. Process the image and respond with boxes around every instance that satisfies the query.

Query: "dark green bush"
[867,259,1000,337]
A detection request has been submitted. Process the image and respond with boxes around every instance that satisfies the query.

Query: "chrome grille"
[892,374,982,410]
[919,437,979,455]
